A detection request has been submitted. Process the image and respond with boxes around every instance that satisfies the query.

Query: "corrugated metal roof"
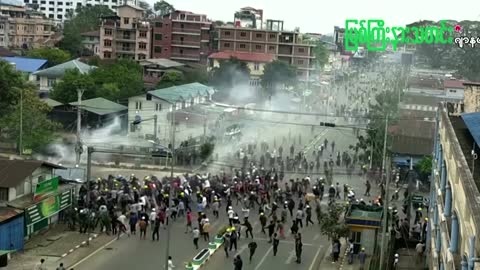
[461,112,480,147]
[0,159,65,188]
[139,58,184,68]
[0,0,24,7]
[33,59,96,78]
[0,207,23,223]
[208,51,275,63]
[1,56,47,73]
[148,82,213,104]
[69,97,127,115]
[42,98,63,107]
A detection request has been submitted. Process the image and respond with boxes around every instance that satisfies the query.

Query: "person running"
[56,262,66,270]
[152,217,160,241]
[202,218,211,242]
[243,219,254,238]
[267,220,276,243]
[259,212,267,234]
[305,205,314,226]
[229,227,238,251]
[233,255,243,270]
[248,241,257,263]
[224,230,231,258]
[117,212,129,239]
[295,208,304,228]
[168,256,175,270]
[185,210,192,233]
[192,227,200,249]
[295,233,303,264]
[272,233,280,256]
[34,259,47,270]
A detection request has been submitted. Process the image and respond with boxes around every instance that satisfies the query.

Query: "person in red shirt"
[185,210,192,233]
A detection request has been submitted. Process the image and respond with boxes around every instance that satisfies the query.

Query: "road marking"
[253,237,314,246]
[308,244,324,270]
[285,249,296,264]
[254,246,272,270]
[68,235,122,269]
[236,244,248,256]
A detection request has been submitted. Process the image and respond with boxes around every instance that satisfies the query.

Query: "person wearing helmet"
[393,254,399,269]
[358,247,366,269]
[259,212,267,234]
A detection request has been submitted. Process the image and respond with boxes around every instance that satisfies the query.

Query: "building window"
[135,101,142,110]
[298,48,305,53]
[240,31,246,37]
[297,59,304,64]
[139,31,147,38]
[0,188,7,201]
[255,45,261,50]
[104,39,111,46]
[104,28,112,36]
[57,8,62,11]
[268,45,275,51]
[254,63,260,70]
[155,103,162,111]
[224,42,230,48]
[103,52,111,58]
[239,44,246,49]
[269,34,276,39]
[139,42,146,49]
[224,31,231,36]
[450,89,457,93]
[155,33,162,40]
[154,46,162,53]
[256,33,262,38]
[47,78,56,87]
[124,17,129,24]
[155,22,162,27]
[138,54,146,60]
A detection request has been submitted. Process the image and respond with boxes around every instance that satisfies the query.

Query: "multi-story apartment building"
[428,85,480,270]
[151,10,212,65]
[215,19,316,81]
[22,0,136,23]
[233,6,263,29]
[98,4,151,61]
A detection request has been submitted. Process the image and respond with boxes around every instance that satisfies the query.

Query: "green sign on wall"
[26,189,72,228]
[34,177,59,202]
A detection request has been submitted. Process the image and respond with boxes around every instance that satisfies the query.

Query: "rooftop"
[444,79,467,89]
[81,30,100,37]
[0,206,23,223]
[0,47,16,57]
[69,97,127,116]
[41,98,63,107]
[0,56,48,73]
[0,159,65,188]
[208,51,275,63]
[148,82,213,104]
[33,59,96,78]
[139,58,185,68]
[0,0,24,7]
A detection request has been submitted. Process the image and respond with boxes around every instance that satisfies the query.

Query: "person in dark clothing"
[248,241,257,262]
[295,233,303,263]
[272,233,280,256]
[267,220,276,243]
[243,219,254,238]
[305,205,314,226]
[230,228,238,251]
[233,255,243,270]
[223,232,231,258]
[152,217,160,241]
[259,212,267,234]
[291,220,299,235]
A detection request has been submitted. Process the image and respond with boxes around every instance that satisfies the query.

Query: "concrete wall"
[463,84,480,113]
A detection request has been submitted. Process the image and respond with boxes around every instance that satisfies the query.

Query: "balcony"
[171,40,200,48]
[116,47,135,54]
[172,28,201,35]
[116,37,136,43]
[170,53,200,61]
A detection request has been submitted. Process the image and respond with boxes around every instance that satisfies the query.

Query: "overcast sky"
[149,0,480,34]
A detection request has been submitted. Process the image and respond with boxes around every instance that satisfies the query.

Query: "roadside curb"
[60,233,99,258]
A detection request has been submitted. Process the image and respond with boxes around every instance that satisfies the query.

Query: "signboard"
[26,189,72,225]
[411,194,424,204]
[34,177,59,202]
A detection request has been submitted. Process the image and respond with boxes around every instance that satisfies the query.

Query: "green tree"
[154,0,174,15]
[0,60,25,117]
[138,0,154,17]
[26,48,71,67]
[156,71,185,89]
[415,155,433,181]
[209,57,250,90]
[49,69,96,103]
[261,60,297,97]
[311,41,329,68]
[319,203,349,241]
[91,59,144,101]
[0,88,61,151]
[60,5,114,56]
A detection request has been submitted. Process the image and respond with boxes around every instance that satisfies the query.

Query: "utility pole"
[75,89,85,165]
[19,88,23,155]
[85,146,93,245]
[378,114,390,270]
[203,107,207,143]
[379,156,391,270]
[164,102,176,270]
[153,114,158,142]
[369,139,374,170]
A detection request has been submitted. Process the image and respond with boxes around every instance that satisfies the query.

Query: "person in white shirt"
[34,259,47,270]
[149,208,157,224]
[168,256,175,270]
[117,213,129,239]
[242,206,250,220]
[228,206,235,226]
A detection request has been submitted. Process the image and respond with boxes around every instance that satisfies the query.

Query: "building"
[215,19,316,81]
[31,59,96,95]
[68,97,127,129]
[233,7,263,29]
[151,10,212,65]
[1,56,48,80]
[207,51,274,87]
[80,30,100,55]
[429,102,480,270]
[22,0,137,23]
[139,58,185,88]
[98,4,152,61]
[462,82,480,113]
[127,82,213,142]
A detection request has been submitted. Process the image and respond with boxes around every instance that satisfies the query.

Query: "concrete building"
[151,10,212,65]
[233,7,263,29]
[98,4,151,61]
[462,82,480,113]
[207,51,274,88]
[215,19,316,82]
[80,30,100,55]
[429,102,480,270]
[444,79,466,99]
[22,0,137,23]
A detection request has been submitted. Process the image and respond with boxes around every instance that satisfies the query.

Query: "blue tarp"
[461,112,480,147]
[1,57,48,73]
